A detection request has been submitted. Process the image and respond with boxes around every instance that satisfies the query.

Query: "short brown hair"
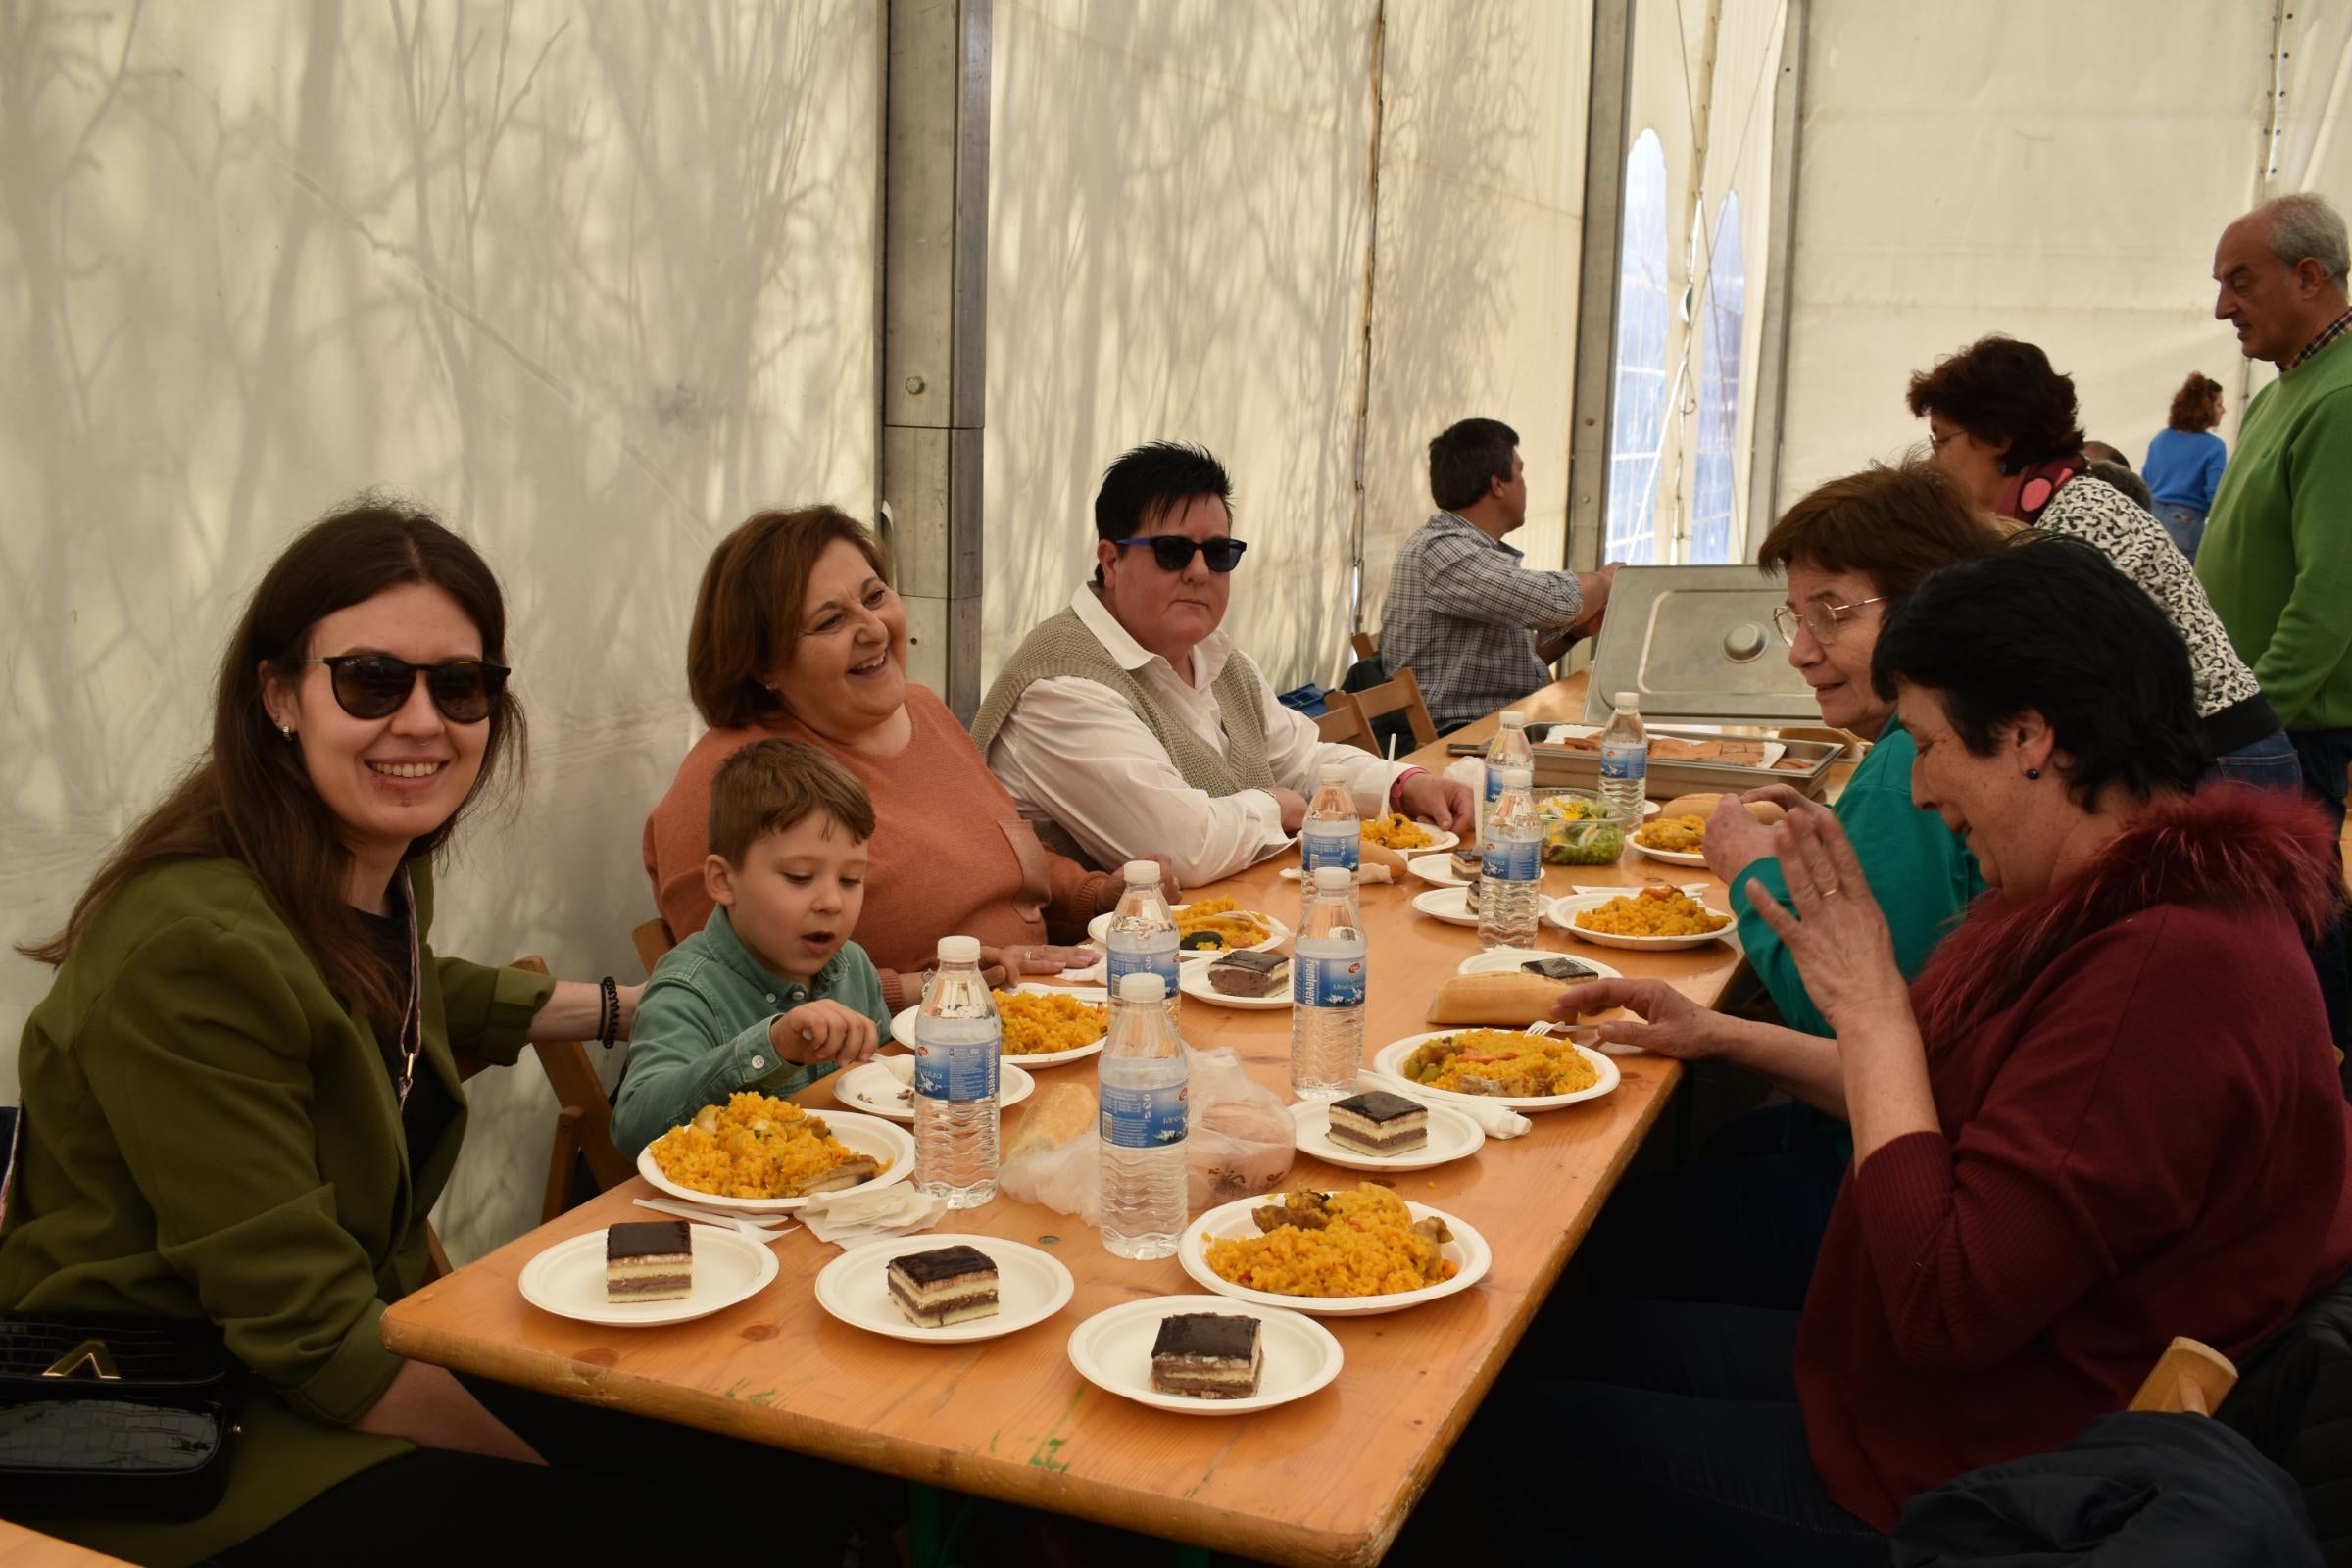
[1904,335,2084,469]
[687,506,890,729]
[708,739,876,864]
[1759,463,2004,601]
[2168,372,2223,433]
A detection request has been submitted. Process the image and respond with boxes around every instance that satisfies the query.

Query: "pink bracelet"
[1388,767,1428,810]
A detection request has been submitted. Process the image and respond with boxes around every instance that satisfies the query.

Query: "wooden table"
[0,1522,134,1567]
[384,675,1772,1566]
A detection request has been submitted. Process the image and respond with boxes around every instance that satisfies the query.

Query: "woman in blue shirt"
[2142,371,2229,560]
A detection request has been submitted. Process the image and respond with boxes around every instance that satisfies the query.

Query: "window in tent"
[1607,130,1670,565]
[1690,192,1745,564]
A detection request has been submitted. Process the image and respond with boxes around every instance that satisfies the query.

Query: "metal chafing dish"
[1449,564,1856,801]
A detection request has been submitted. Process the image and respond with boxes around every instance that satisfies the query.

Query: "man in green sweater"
[2198,191,2352,1043]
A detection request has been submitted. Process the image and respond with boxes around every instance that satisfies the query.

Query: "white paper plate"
[1626,835,1710,867]
[636,1109,915,1212]
[1177,958,1294,1010]
[1179,1195,1490,1317]
[1288,1098,1484,1172]
[1409,886,1482,927]
[1546,891,1737,951]
[1369,1030,1621,1112]
[890,983,1111,1068]
[811,1234,1075,1344]
[1405,852,1471,887]
[518,1224,779,1327]
[1452,947,1624,985]
[1066,1294,1343,1415]
[831,1057,1037,1121]
[1086,906,1291,961]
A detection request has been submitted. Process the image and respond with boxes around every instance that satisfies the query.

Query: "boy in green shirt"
[612,739,892,1154]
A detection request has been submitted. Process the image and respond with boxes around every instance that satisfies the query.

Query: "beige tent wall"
[1354,1,1594,646]
[1774,0,2277,512]
[0,1,880,1262]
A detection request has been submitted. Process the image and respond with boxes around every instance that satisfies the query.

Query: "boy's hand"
[768,1001,881,1066]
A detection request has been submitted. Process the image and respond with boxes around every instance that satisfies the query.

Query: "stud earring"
[2026,767,2040,780]
[277,723,295,739]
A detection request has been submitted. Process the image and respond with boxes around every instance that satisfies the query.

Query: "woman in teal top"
[1569,464,1993,1310]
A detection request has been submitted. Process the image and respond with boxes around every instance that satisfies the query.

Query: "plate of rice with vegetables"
[1371,1029,1621,1111]
[1179,1186,1491,1316]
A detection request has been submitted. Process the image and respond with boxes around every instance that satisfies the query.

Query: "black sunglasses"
[300,655,510,723]
[1113,534,1249,572]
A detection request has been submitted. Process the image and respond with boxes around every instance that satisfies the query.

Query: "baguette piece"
[1361,842,1410,880]
[1427,971,1580,1027]
[1661,791,1787,825]
[1005,1081,1098,1162]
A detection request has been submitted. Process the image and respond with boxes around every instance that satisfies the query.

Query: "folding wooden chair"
[632,916,677,977]
[2127,1336,2238,1416]
[1345,665,1440,752]
[512,956,636,1222]
[1316,692,1380,754]
[1349,630,1380,663]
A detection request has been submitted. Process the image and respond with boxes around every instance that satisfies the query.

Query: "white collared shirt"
[986,588,1412,884]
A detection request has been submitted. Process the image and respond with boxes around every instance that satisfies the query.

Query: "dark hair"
[2085,460,2155,513]
[1871,535,2204,808]
[22,498,525,1031]
[1904,336,2085,469]
[687,506,891,730]
[1428,418,1520,512]
[2080,440,2130,468]
[1092,442,1233,586]
[2168,372,2224,433]
[707,739,875,864]
[1757,462,2003,600]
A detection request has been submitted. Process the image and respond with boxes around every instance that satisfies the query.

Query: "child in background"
[612,739,891,1153]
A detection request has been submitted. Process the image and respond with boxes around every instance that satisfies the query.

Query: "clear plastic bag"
[996,1046,1295,1224]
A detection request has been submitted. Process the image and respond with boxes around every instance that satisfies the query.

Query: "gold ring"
[1821,887,1842,900]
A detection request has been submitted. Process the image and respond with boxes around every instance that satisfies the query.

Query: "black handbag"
[0,1314,243,1520]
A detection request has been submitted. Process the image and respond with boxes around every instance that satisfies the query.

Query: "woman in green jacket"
[0,502,663,1565]
[1572,464,1994,1309]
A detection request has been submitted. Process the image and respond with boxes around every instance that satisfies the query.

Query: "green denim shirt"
[0,856,556,1566]
[610,906,894,1155]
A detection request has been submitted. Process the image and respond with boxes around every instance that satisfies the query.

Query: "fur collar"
[1911,785,2343,1048]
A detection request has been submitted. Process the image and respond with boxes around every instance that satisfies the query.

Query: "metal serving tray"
[1578,564,1820,726]
[1448,727,1844,802]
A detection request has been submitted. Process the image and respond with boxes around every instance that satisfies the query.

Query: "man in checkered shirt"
[1376,418,1620,733]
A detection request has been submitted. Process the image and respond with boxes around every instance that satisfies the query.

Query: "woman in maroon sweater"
[1458,538,2352,1564]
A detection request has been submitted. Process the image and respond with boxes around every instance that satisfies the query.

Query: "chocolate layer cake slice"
[886,1245,1000,1328]
[1208,950,1290,998]
[1325,1090,1429,1155]
[605,1220,693,1303]
[1150,1313,1264,1399]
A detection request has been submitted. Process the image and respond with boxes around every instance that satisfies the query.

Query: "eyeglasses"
[1772,597,1886,647]
[1113,535,1249,573]
[300,655,510,723]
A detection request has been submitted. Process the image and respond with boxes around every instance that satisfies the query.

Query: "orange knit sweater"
[641,687,1110,1011]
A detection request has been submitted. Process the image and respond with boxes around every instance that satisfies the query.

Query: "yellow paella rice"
[1174,897,1272,952]
[1402,1030,1599,1098]
[1203,1185,1458,1298]
[993,988,1108,1055]
[1360,811,1434,851]
[648,1092,884,1199]
[1574,886,1730,937]
[1635,814,1707,853]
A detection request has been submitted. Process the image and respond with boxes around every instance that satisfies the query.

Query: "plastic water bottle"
[913,934,999,1208]
[1483,710,1534,842]
[1103,859,1182,1031]
[1099,972,1189,1259]
[1291,865,1368,1100]
[1298,762,1360,921]
[1478,766,1543,951]
[1598,691,1648,820]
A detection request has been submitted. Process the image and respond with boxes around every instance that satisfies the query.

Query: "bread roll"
[1427,972,1582,1027]
[1660,791,1785,825]
[1004,1081,1097,1161]
[1361,841,1410,878]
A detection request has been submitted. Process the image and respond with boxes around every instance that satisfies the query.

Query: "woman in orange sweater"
[643,507,1172,1011]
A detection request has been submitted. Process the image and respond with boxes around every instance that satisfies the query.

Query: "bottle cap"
[1313,865,1353,890]
[1614,691,1640,710]
[1122,859,1160,884]
[1117,972,1167,1003]
[1318,762,1347,783]
[1499,766,1532,789]
[1499,710,1525,727]
[937,935,981,964]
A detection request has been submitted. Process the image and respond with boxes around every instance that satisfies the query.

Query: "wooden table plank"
[385,673,1774,1566]
[0,1522,135,1568]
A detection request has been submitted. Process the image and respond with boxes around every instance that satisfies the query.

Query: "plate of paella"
[1177,1186,1491,1317]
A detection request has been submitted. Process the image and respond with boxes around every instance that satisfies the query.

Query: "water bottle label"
[1292,950,1367,1008]
[1484,764,1508,803]
[914,1019,1000,1102]
[1100,1081,1188,1149]
[1105,944,1181,997]
[1300,829,1360,875]
[1599,740,1646,781]
[1481,836,1542,882]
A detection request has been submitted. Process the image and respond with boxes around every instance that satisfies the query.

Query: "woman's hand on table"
[978,944,1101,989]
[1552,978,1725,1060]
[1397,771,1477,835]
[769,1001,881,1066]
[1739,809,1910,1036]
